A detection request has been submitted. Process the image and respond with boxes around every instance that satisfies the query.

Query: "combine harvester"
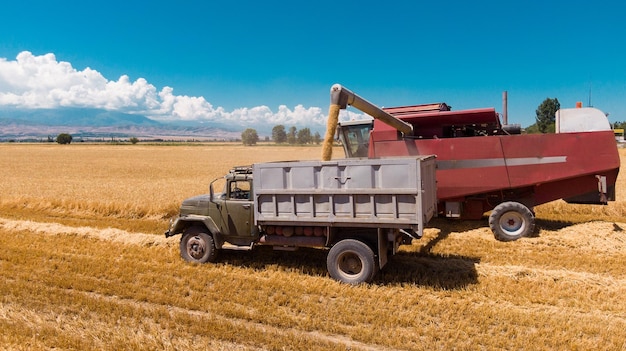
[326,84,620,241]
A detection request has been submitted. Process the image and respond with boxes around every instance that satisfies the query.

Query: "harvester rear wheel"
[489,201,535,242]
[327,239,377,284]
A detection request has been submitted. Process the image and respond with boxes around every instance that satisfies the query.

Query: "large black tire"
[326,239,377,284]
[489,201,535,242]
[180,229,218,263]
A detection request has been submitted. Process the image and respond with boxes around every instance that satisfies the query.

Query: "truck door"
[219,179,254,237]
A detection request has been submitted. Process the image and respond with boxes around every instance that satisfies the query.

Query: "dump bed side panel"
[253,157,436,231]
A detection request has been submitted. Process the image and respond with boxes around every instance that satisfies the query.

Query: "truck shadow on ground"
[379,222,480,289]
[217,223,480,290]
[217,215,591,288]
[377,253,479,289]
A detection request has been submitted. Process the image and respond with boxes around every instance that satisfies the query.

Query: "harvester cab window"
[229,180,251,200]
[338,121,373,158]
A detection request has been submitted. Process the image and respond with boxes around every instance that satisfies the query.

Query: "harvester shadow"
[533,218,577,233]
[430,215,576,238]
[427,217,486,238]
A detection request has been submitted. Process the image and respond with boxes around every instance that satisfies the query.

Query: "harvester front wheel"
[180,229,218,263]
[327,239,377,284]
[489,201,535,242]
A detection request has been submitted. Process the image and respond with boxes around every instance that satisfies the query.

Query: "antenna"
[588,82,593,107]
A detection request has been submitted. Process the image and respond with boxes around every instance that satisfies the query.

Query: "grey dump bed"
[253,156,437,235]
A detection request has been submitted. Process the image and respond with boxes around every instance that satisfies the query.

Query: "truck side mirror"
[208,178,220,205]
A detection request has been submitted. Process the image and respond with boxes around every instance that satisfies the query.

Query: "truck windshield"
[338,121,373,158]
[210,178,226,201]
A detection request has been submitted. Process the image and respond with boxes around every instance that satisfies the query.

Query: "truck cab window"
[229,180,251,200]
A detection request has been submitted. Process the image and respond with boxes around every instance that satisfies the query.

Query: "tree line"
[241,125,322,146]
[52,133,139,145]
[46,99,626,146]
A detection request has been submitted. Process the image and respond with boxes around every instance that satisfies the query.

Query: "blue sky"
[1,0,625,130]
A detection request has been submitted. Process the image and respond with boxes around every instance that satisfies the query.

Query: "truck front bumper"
[164,217,179,238]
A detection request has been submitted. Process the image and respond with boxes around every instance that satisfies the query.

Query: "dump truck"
[166,156,437,284]
[329,84,621,241]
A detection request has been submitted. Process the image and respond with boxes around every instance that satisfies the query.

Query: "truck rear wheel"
[489,201,535,242]
[327,239,377,284]
[180,230,218,263]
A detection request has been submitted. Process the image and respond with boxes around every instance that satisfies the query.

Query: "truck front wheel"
[489,201,535,242]
[327,239,377,284]
[180,230,218,263]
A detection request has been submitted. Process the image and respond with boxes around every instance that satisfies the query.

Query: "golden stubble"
[0,143,624,350]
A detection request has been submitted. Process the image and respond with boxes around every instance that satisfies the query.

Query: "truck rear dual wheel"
[327,239,377,284]
[180,230,218,263]
[489,201,535,242]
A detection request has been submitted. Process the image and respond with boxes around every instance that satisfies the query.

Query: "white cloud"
[0,51,358,129]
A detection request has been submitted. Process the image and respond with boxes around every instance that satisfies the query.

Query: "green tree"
[287,126,297,145]
[241,128,259,146]
[129,137,139,144]
[612,121,626,129]
[56,133,73,145]
[313,131,321,144]
[296,128,312,144]
[272,125,287,143]
[524,124,540,134]
[535,98,560,133]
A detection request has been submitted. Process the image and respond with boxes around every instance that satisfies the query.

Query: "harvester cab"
[337,119,373,158]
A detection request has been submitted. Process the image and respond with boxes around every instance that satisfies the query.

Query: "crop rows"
[0,144,624,350]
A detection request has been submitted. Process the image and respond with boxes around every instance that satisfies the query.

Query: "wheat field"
[0,143,625,351]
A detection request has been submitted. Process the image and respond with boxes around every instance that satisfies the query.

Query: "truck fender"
[166,215,222,246]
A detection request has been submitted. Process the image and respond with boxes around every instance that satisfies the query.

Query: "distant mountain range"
[0,107,242,141]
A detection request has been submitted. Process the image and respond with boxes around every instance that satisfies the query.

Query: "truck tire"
[489,201,535,242]
[327,239,377,284]
[180,230,218,263]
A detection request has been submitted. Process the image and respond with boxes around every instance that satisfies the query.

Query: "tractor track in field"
[78,289,394,351]
[0,217,173,247]
[2,216,625,294]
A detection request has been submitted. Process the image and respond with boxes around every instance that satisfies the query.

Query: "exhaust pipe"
[322,84,414,161]
[502,91,508,125]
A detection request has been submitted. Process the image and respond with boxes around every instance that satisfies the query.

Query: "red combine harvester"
[330,84,620,241]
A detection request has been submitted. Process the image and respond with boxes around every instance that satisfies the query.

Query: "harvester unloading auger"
[325,83,620,241]
[321,84,413,161]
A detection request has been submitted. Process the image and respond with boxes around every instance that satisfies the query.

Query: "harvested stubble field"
[1,143,625,351]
